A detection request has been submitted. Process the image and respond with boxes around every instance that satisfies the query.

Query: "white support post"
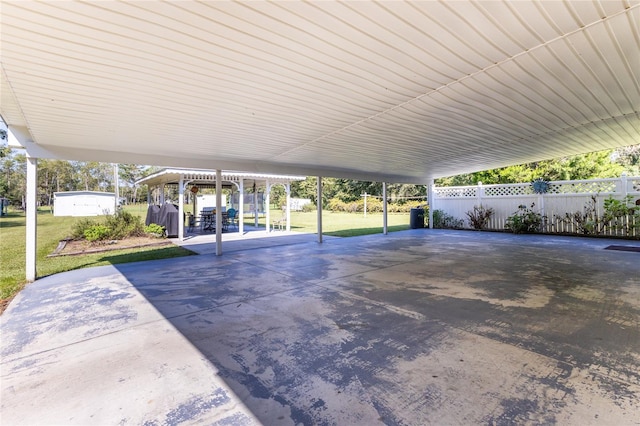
[266,180,271,232]
[254,184,259,227]
[317,176,323,243]
[113,163,119,213]
[160,184,165,204]
[382,182,388,235]
[239,179,245,235]
[26,155,38,282]
[178,176,184,241]
[286,183,291,231]
[216,169,222,256]
[428,180,435,229]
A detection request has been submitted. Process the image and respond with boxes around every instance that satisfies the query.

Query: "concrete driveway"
[1,230,639,425]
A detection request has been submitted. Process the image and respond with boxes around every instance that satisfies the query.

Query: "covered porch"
[136,168,306,242]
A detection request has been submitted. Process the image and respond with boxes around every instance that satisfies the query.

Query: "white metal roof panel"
[1,1,638,183]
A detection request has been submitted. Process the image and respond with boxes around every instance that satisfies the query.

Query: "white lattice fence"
[431,175,640,238]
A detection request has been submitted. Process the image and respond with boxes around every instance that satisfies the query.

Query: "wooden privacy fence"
[431,175,640,238]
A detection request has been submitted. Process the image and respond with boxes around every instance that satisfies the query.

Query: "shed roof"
[53,191,116,197]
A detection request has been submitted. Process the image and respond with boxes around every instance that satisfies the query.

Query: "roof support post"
[159,184,165,204]
[428,180,435,229]
[178,176,184,241]
[113,163,119,213]
[239,179,244,235]
[25,154,37,282]
[265,180,271,232]
[317,176,323,243]
[215,169,222,256]
[382,182,388,235]
[285,183,291,232]
[254,183,259,227]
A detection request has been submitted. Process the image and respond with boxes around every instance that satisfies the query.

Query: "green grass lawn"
[0,205,194,305]
[1,204,413,309]
[247,209,412,237]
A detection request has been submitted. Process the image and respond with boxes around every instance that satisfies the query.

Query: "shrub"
[301,203,316,212]
[602,195,640,236]
[505,203,543,234]
[432,209,464,229]
[84,224,110,242]
[104,210,144,240]
[71,217,100,240]
[144,223,165,237]
[326,197,421,214]
[72,210,145,242]
[563,196,600,235]
[466,205,494,230]
[603,195,639,221]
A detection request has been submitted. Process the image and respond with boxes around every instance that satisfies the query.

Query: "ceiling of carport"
[1,1,639,183]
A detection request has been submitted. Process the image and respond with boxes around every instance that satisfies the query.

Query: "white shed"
[53,191,116,217]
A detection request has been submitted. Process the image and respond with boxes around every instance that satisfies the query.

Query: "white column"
[428,180,435,229]
[239,179,245,235]
[26,155,38,282]
[286,183,291,231]
[383,182,388,235]
[265,180,271,232]
[160,184,165,204]
[178,176,184,241]
[317,176,323,243]
[254,184,259,227]
[113,163,119,213]
[216,169,222,256]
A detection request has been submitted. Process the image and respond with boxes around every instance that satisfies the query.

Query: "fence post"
[477,181,483,206]
[621,173,628,198]
[539,192,545,231]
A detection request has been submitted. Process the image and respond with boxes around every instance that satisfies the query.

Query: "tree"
[387,183,427,203]
[613,145,640,175]
[436,147,632,186]
[291,176,339,206]
[118,164,146,203]
[269,185,286,208]
[0,153,26,206]
[0,129,9,159]
[38,159,79,206]
[77,162,113,191]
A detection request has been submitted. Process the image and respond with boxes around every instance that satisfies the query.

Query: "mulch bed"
[48,236,173,257]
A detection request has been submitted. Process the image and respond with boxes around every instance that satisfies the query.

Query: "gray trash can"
[410,208,424,229]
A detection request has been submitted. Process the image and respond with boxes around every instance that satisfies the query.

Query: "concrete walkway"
[171,227,340,255]
[1,230,639,425]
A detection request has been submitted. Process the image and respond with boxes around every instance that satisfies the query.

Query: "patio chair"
[186,212,196,232]
[226,208,238,231]
[272,214,286,231]
[200,207,215,231]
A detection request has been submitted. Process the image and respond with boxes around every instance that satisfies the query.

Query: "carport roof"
[1,1,639,183]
